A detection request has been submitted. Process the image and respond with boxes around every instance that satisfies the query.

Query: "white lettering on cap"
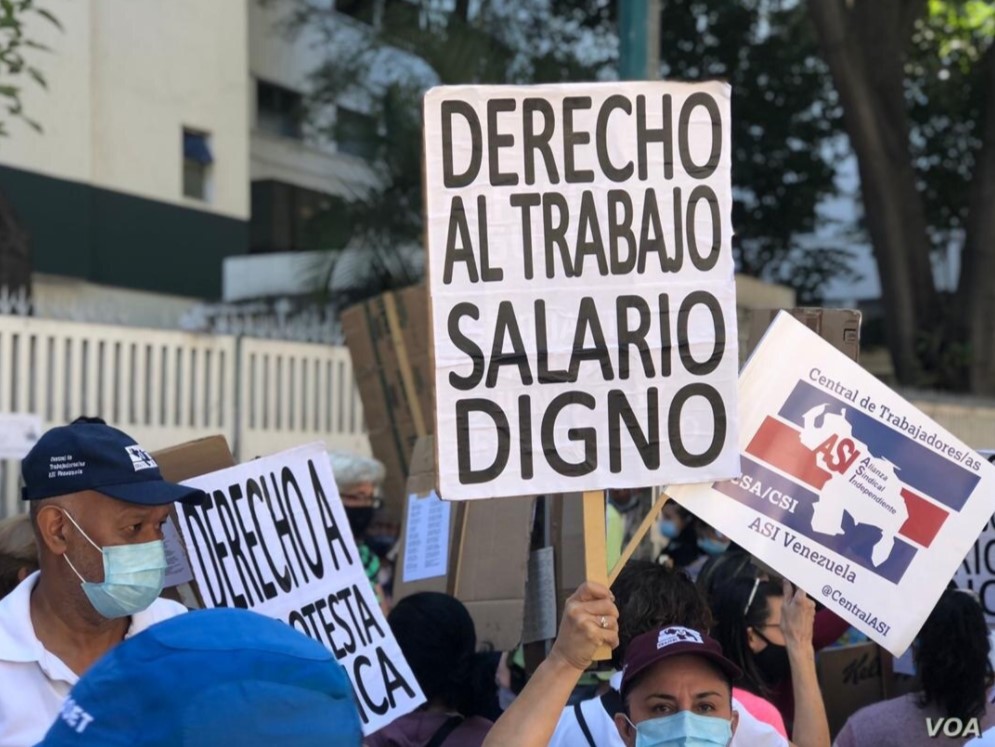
[657,626,703,649]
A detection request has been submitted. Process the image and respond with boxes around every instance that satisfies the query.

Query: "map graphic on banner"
[669,313,995,656]
[175,443,425,735]
[423,81,740,500]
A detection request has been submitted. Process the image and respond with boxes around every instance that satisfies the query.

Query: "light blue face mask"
[627,710,733,747]
[697,537,730,556]
[659,519,681,539]
[62,510,167,619]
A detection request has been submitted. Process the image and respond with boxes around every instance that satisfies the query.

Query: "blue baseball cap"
[35,608,363,747]
[21,419,205,505]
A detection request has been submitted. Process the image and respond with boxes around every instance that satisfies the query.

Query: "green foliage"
[0,0,59,135]
[908,0,994,250]
[657,0,854,302]
[280,0,853,302]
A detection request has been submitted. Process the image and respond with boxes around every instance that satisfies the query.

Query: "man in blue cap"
[0,417,206,747]
[35,607,363,747]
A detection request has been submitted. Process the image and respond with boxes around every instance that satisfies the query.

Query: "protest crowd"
[2,8,995,746]
[0,414,992,747]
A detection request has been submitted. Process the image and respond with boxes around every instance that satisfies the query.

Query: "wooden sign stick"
[582,490,612,661]
[608,490,670,586]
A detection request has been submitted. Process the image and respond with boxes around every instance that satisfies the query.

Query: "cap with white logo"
[620,625,742,697]
[21,417,205,506]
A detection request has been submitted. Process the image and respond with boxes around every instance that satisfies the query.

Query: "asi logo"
[126,445,157,472]
[657,626,703,649]
[713,380,980,585]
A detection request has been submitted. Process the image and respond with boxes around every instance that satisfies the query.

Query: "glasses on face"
[339,492,383,510]
[743,576,761,617]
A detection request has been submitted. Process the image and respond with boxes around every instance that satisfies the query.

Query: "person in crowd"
[328,451,389,610]
[0,513,38,599]
[608,488,653,557]
[710,577,793,736]
[0,417,206,747]
[655,500,702,570]
[34,607,363,746]
[834,589,995,746]
[483,581,620,747]
[696,548,755,604]
[484,578,830,747]
[547,560,830,747]
[612,625,744,746]
[696,522,732,557]
[677,520,734,581]
[367,592,494,747]
[701,560,851,726]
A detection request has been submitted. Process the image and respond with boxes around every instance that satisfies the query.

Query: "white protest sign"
[0,413,41,459]
[424,81,740,500]
[401,491,452,583]
[162,518,194,588]
[955,506,995,627]
[175,443,424,734]
[668,313,995,656]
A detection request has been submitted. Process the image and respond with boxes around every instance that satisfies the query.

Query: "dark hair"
[697,549,755,605]
[387,592,480,715]
[611,559,713,669]
[662,500,691,521]
[0,513,38,599]
[709,576,783,697]
[70,415,107,425]
[916,589,994,721]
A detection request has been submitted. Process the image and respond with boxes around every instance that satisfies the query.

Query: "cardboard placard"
[174,442,425,735]
[401,491,452,583]
[341,285,433,523]
[955,512,995,625]
[451,492,535,651]
[394,436,535,651]
[816,642,884,738]
[522,546,557,643]
[668,312,995,655]
[423,81,740,500]
[954,453,995,625]
[155,435,237,603]
[154,435,237,483]
[741,308,861,364]
[393,436,460,600]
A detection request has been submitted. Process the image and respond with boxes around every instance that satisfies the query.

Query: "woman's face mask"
[625,711,733,747]
[659,518,682,539]
[753,631,791,685]
[697,535,730,556]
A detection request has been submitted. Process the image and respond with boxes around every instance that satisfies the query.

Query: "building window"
[335,107,377,160]
[256,80,304,139]
[182,129,213,201]
[250,180,352,253]
[334,0,375,24]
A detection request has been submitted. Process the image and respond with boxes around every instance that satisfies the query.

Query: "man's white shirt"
[548,672,788,747]
[0,572,186,747]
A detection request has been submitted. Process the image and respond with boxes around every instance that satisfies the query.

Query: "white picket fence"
[0,315,368,518]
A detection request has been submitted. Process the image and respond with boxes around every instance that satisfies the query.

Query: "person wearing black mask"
[368,592,496,747]
[709,575,820,735]
[328,451,389,612]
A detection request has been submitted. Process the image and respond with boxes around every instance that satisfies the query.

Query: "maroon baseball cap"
[620,626,742,696]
